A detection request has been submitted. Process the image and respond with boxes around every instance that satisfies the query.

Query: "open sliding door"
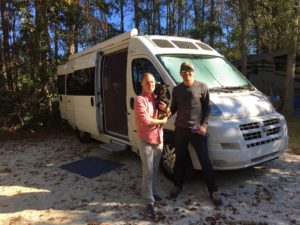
[102,50,128,139]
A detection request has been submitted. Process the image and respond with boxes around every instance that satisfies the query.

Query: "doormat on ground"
[60,156,124,178]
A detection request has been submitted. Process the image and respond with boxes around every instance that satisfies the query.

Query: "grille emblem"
[261,125,267,133]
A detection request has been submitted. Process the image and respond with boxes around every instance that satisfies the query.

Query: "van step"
[99,143,127,152]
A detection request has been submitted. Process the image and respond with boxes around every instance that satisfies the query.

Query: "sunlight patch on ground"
[101,202,141,207]
[1,209,84,225]
[281,153,300,162]
[0,186,51,197]
[268,168,291,175]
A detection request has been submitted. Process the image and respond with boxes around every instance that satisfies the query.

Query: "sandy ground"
[0,127,299,225]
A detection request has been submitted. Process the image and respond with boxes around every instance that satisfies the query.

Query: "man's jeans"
[139,140,163,205]
[174,127,218,194]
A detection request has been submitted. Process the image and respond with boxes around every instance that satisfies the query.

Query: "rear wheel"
[76,129,92,143]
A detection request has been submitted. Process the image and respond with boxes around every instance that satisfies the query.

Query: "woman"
[134,72,168,220]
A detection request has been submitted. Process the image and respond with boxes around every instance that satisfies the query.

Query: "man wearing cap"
[161,62,222,206]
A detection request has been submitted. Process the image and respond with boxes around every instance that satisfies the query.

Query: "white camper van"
[57,29,288,178]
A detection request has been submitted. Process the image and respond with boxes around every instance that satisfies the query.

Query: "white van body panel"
[74,96,98,135]
[57,29,288,171]
[66,95,76,128]
[207,113,287,169]
[210,91,274,119]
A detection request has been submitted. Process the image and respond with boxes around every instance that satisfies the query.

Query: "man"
[164,62,222,206]
[134,72,168,220]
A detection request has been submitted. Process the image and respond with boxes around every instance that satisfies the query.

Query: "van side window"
[58,75,66,94]
[66,67,95,95]
[132,58,162,95]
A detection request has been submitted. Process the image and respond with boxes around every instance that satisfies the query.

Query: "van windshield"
[158,54,252,91]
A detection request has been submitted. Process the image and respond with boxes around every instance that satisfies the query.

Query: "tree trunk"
[172,0,177,35]
[67,0,80,55]
[193,0,200,27]
[178,0,182,35]
[120,0,124,33]
[209,0,215,47]
[134,0,140,31]
[154,0,161,34]
[201,0,205,23]
[0,0,13,91]
[146,1,151,34]
[35,0,50,81]
[166,0,170,34]
[283,52,296,117]
[239,0,248,77]
[0,32,2,84]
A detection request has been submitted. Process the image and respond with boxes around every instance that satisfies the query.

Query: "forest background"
[0,0,299,136]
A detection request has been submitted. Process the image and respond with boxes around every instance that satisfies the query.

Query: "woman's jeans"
[139,140,163,205]
[174,127,218,194]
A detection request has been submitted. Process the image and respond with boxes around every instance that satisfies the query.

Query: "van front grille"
[263,118,280,126]
[247,137,280,148]
[266,127,280,136]
[243,131,261,141]
[239,117,281,148]
[239,122,259,131]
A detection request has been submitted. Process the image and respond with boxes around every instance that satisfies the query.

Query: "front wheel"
[160,143,176,180]
[160,142,196,181]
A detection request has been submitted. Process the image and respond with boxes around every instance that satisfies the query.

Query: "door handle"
[130,97,134,109]
[91,97,94,106]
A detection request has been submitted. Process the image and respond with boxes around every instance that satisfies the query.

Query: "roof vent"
[152,39,175,48]
[196,42,213,51]
[171,40,198,49]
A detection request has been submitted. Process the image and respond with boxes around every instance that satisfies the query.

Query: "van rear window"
[66,67,95,95]
[57,75,66,94]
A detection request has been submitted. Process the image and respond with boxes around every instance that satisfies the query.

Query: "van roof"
[139,35,221,56]
[57,29,222,75]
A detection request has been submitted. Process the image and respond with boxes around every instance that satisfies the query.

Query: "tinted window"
[66,67,95,95]
[132,58,162,95]
[57,75,65,94]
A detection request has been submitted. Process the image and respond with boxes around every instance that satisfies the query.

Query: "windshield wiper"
[209,87,233,93]
[210,85,252,92]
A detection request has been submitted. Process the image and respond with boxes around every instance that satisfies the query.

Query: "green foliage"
[0,0,299,130]
[249,0,299,53]
[190,22,222,41]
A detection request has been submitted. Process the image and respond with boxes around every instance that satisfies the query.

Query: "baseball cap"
[180,62,195,72]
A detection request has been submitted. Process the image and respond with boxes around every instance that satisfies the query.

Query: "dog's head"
[154,83,170,100]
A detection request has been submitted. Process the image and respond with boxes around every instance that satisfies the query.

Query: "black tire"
[75,129,92,143]
[160,142,176,180]
[160,142,196,181]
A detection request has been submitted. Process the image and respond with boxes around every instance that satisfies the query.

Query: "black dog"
[154,83,170,119]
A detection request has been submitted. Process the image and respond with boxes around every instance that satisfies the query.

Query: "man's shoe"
[154,194,163,202]
[210,191,223,207]
[144,204,156,221]
[170,186,182,198]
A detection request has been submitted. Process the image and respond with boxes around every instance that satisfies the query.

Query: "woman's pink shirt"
[134,92,163,145]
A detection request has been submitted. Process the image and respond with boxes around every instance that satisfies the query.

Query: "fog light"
[221,143,240,150]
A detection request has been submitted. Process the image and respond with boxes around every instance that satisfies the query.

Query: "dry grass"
[287,116,300,155]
